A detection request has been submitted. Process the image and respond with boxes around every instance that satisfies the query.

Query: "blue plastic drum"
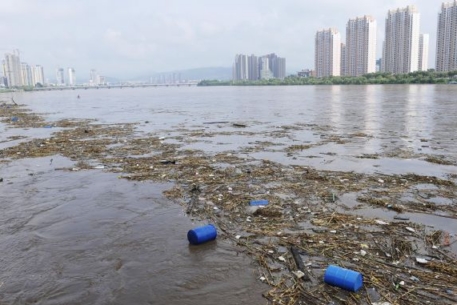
[324,265,363,292]
[187,224,217,245]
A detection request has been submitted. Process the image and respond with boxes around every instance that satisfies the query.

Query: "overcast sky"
[0,0,449,79]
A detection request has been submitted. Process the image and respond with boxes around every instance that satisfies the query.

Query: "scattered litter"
[324,265,363,292]
[278,256,286,262]
[410,276,419,282]
[249,199,269,206]
[187,224,217,245]
[394,215,410,221]
[375,220,389,225]
[360,250,367,256]
[405,227,416,233]
[292,270,305,279]
[416,257,428,264]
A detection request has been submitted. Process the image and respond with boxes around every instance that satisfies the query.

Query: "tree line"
[198,70,457,86]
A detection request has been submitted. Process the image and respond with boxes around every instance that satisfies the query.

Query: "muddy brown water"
[1,85,457,304]
[0,157,266,305]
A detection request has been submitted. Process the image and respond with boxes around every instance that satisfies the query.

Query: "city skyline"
[0,0,451,79]
[233,53,286,81]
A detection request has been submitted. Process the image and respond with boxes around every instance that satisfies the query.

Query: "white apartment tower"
[68,68,76,86]
[2,50,23,87]
[315,28,341,77]
[382,6,420,74]
[32,65,45,86]
[344,16,377,76]
[21,63,33,87]
[436,1,457,72]
[418,34,429,71]
[56,68,65,86]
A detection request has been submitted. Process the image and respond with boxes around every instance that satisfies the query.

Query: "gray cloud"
[0,0,447,79]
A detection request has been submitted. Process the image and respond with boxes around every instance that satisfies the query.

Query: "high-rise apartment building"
[68,68,76,86]
[2,50,23,87]
[315,28,341,77]
[436,1,457,72]
[340,43,347,76]
[56,67,65,85]
[381,6,420,74]
[233,54,249,80]
[32,65,45,86]
[233,53,286,80]
[21,63,33,87]
[418,34,429,71]
[248,55,259,81]
[344,16,377,76]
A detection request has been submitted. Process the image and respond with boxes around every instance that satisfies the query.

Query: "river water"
[1,85,457,304]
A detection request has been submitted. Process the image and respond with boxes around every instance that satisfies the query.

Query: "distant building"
[56,67,65,86]
[248,54,259,80]
[32,65,45,86]
[21,63,33,87]
[2,50,23,87]
[418,34,429,71]
[233,54,248,80]
[340,43,347,76]
[376,58,382,72]
[90,69,98,86]
[68,68,76,86]
[436,1,457,72]
[0,76,7,87]
[297,69,315,78]
[259,57,273,80]
[233,53,286,80]
[381,6,420,74]
[315,28,341,77]
[344,15,377,76]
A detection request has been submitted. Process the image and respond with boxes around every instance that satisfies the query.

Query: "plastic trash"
[324,265,363,292]
[187,224,217,245]
[11,116,18,122]
[250,199,269,206]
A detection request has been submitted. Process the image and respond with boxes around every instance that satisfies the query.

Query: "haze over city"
[0,0,451,79]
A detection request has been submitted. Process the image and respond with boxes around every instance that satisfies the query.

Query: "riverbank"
[2,96,457,304]
[199,70,457,86]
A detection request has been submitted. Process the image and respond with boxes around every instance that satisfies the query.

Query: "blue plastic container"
[324,265,363,292]
[187,224,217,245]
[250,200,269,206]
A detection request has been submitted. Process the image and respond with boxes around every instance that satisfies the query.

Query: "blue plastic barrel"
[324,265,363,292]
[250,200,269,206]
[187,224,217,245]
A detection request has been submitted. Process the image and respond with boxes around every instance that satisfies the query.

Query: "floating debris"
[1,104,457,304]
